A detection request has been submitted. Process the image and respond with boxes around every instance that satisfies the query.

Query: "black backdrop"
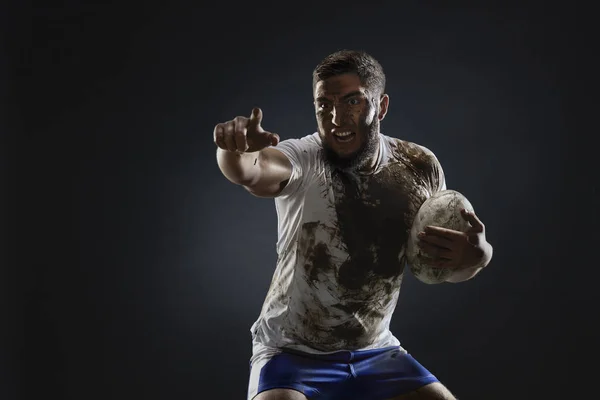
[8,1,597,399]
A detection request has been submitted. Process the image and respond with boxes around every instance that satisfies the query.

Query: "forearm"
[446,241,493,283]
[216,148,261,186]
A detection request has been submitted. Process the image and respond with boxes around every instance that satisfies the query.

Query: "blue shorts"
[247,346,439,400]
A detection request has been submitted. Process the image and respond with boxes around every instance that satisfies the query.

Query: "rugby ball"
[406,190,474,284]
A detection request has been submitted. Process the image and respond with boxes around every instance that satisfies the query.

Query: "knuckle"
[225,128,235,136]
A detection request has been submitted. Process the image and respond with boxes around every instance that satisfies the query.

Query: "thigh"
[386,382,457,400]
[254,388,309,400]
[352,348,440,399]
[247,350,351,400]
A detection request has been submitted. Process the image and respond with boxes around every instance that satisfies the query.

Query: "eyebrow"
[316,90,364,103]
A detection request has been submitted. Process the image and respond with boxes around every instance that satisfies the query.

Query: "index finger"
[248,107,263,129]
[213,123,225,148]
[423,225,464,240]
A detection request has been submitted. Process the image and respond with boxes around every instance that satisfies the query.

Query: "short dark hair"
[312,50,386,96]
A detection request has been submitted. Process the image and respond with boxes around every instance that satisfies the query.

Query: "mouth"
[332,131,356,144]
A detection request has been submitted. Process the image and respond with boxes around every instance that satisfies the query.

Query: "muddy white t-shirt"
[250,132,446,359]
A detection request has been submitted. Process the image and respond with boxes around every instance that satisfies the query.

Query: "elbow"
[409,264,451,285]
[216,150,261,186]
[445,266,484,283]
[446,243,493,283]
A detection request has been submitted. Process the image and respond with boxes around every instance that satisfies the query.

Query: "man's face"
[314,73,388,170]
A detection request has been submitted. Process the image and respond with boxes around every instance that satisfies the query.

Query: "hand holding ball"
[406,190,481,284]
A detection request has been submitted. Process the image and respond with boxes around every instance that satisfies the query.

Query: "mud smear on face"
[321,99,379,171]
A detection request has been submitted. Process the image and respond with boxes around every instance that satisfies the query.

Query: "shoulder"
[269,133,324,198]
[381,134,442,170]
[277,132,322,152]
[274,132,323,164]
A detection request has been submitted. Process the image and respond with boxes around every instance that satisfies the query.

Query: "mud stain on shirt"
[287,138,444,350]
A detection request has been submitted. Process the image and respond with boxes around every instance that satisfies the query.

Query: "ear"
[378,94,389,121]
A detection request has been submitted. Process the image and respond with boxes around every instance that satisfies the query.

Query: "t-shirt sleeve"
[418,145,447,194]
[272,136,317,198]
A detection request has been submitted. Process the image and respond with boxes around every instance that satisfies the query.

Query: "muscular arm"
[216,147,292,198]
[408,142,493,284]
[214,108,294,198]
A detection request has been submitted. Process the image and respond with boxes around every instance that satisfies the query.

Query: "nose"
[331,105,343,126]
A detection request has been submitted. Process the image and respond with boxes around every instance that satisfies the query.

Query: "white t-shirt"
[250,132,446,362]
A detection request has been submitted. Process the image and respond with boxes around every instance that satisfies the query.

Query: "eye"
[347,98,360,106]
[318,102,331,110]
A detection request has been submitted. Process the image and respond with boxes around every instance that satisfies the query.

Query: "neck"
[355,134,381,174]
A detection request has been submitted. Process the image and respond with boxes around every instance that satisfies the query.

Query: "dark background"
[9,1,597,399]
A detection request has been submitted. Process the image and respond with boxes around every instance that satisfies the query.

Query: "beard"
[322,120,380,172]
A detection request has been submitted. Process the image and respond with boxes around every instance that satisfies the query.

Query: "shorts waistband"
[281,345,401,363]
